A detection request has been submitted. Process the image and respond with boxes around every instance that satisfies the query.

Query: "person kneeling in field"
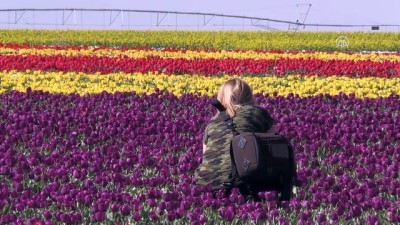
[195,78,279,199]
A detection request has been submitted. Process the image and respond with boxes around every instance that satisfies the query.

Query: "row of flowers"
[0,90,399,224]
[1,72,399,98]
[1,34,399,225]
[1,44,400,62]
[1,54,400,77]
[0,30,399,51]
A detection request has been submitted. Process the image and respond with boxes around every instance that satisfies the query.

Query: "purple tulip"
[110,203,119,212]
[219,206,235,221]
[264,191,278,201]
[299,211,312,221]
[60,213,71,223]
[93,212,106,222]
[366,214,379,225]
[43,210,52,221]
[72,212,82,222]
[132,212,141,222]
[147,198,157,207]
[120,205,131,216]
[97,201,108,212]
[166,211,177,221]
[175,207,185,218]
[349,205,362,218]
[149,211,159,221]
[277,216,289,225]
[0,90,399,224]
[251,209,267,221]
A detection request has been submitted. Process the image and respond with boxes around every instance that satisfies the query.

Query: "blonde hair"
[216,78,256,118]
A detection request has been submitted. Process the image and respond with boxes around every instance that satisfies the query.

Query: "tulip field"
[0,31,400,225]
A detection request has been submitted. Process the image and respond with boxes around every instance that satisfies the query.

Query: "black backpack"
[211,100,297,201]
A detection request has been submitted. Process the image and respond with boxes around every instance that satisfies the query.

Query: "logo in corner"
[336,36,349,49]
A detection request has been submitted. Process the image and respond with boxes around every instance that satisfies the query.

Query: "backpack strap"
[210,100,242,189]
[210,99,239,136]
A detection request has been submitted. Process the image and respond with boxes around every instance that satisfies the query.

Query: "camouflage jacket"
[194,104,274,189]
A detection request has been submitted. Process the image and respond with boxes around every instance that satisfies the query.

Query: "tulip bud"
[132,212,141,221]
[43,211,52,221]
[120,205,131,216]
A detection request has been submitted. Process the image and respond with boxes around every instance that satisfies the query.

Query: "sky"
[1,0,399,31]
